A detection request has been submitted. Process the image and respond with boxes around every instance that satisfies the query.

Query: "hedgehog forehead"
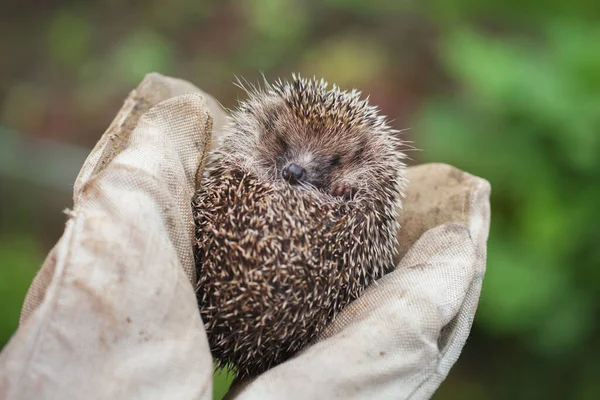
[234,75,391,139]
[270,77,384,133]
[262,96,375,141]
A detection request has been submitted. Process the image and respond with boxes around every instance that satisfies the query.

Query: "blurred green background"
[1,1,599,399]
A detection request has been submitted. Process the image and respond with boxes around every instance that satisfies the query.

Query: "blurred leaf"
[0,83,46,133]
[477,235,565,335]
[0,236,41,349]
[424,0,600,25]
[110,30,173,84]
[322,0,405,14]
[47,10,91,69]
[549,21,600,91]
[299,35,388,88]
[248,0,307,41]
[533,290,594,356]
[441,27,600,172]
[240,0,309,69]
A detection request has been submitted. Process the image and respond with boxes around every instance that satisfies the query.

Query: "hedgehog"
[192,75,406,378]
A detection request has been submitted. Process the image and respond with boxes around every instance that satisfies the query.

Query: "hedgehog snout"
[282,163,307,185]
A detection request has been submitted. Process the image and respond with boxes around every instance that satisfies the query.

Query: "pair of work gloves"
[0,74,491,400]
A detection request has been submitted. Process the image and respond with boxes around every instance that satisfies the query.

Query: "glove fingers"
[0,93,214,400]
[110,93,211,284]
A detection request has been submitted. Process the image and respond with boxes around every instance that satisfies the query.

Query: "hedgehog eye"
[277,136,289,154]
[329,154,341,168]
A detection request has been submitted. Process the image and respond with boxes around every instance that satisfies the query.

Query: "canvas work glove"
[0,73,491,400]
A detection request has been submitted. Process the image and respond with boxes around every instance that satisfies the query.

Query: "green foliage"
[47,10,92,69]
[0,236,42,348]
[110,30,174,85]
[298,34,388,87]
[213,366,235,400]
[416,17,600,396]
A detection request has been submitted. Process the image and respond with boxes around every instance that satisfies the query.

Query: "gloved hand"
[0,73,490,400]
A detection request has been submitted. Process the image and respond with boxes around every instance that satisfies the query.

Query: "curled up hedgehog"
[192,75,406,378]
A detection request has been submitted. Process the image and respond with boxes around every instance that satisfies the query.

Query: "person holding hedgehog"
[0,73,491,400]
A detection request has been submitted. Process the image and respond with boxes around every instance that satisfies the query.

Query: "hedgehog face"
[252,104,379,200]
[221,75,405,201]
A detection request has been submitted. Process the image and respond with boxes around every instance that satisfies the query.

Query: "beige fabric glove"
[0,73,490,400]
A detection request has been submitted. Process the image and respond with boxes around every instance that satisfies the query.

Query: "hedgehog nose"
[282,163,306,185]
